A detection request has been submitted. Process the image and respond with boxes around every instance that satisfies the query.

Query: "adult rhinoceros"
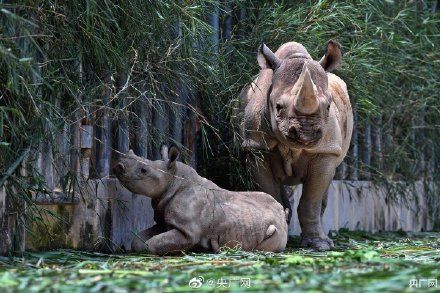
[240,40,353,250]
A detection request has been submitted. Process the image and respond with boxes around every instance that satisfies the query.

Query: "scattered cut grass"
[0,231,439,292]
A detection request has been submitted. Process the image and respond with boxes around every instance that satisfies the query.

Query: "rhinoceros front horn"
[293,63,319,115]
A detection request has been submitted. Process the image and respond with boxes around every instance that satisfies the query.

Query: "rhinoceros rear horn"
[294,63,319,114]
[319,40,342,72]
[257,43,281,70]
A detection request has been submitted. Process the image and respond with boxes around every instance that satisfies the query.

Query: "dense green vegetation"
[1,0,439,187]
[0,231,439,291]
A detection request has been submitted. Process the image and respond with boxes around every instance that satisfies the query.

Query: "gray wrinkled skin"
[240,41,353,251]
[113,147,288,255]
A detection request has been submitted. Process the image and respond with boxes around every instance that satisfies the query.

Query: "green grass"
[0,231,439,292]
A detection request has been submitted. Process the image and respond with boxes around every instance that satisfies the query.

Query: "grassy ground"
[0,231,439,292]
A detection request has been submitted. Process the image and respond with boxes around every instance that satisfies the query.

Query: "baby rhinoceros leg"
[255,224,287,252]
[131,224,166,252]
[146,229,194,255]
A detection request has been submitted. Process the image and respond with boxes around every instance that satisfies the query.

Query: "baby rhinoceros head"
[112,146,179,199]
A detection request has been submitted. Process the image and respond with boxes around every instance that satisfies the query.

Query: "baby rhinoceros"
[112,146,288,255]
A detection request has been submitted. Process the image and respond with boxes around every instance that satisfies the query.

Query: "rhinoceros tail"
[266,225,277,238]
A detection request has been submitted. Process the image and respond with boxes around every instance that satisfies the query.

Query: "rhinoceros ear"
[319,40,342,72]
[167,145,179,170]
[257,43,281,70]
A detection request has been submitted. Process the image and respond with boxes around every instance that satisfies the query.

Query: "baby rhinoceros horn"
[293,63,319,115]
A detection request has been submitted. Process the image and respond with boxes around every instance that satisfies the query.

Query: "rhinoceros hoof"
[300,235,335,251]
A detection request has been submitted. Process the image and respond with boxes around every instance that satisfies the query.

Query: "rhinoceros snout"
[287,127,322,145]
[113,162,125,175]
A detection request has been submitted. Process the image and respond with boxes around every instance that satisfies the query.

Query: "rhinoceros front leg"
[131,224,166,252]
[146,229,194,255]
[249,151,292,223]
[298,156,336,251]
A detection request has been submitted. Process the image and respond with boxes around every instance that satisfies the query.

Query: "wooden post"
[222,0,232,42]
[54,96,70,191]
[132,91,151,159]
[383,116,394,179]
[349,109,359,180]
[371,115,383,174]
[360,120,372,180]
[184,94,199,168]
[209,1,220,54]
[95,72,112,177]
[80,120,93,180]
[115,72,130,158]
[152,96,169,160]
[169,7,184,147]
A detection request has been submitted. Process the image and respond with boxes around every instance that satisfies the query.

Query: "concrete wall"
[20,179,436,252]
[287,181,434,236]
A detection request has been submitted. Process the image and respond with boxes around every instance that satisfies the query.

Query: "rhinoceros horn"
[293,63,319,114]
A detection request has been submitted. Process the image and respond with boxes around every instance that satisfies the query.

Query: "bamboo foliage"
[0,1,438,210]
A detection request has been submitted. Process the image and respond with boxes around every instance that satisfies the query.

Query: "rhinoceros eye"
[141,167,148,174]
